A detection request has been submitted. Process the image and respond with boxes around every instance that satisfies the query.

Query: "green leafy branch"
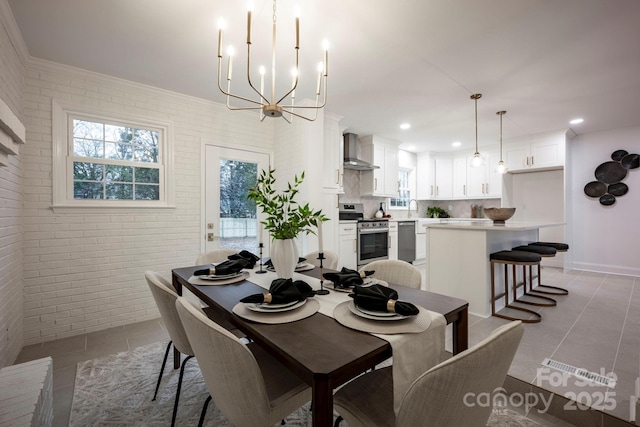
[247,169,328,240]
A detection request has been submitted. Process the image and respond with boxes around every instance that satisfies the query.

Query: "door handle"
[207,232,214,242]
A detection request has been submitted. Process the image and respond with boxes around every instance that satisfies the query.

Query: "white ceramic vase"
[271,238,299,279]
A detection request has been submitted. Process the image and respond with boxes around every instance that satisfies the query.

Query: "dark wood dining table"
[172,265,468,427]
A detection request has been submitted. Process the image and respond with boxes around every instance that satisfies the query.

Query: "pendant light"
[496,110,508,174]
[470,93,483,167]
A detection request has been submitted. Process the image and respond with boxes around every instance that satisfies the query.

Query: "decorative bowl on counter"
[483,207,516,224]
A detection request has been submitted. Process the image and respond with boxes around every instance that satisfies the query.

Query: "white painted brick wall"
[0,3,25,368]
[20,59,274,345]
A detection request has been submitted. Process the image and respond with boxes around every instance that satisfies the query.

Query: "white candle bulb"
[318,221,323,253]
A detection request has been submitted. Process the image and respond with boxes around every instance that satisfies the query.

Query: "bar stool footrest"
[517,293,557,307]
[494,305,542,324]
[531,285,569,295]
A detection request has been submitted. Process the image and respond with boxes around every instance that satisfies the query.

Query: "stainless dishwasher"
[397,221,416,263]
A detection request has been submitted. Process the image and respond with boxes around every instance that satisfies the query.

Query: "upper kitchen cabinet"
[505,130,571,173]
[452,156,467,198]
[323,113,344,193]
[359,135,400,197]
[433,156,453,199]
[466,150,502,198]
[416,152,435,199]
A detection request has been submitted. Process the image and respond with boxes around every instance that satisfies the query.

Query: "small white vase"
[271,238,299,279]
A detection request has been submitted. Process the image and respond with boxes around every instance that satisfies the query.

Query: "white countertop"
[425,221,565,231]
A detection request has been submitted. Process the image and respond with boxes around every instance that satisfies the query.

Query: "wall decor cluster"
[584,149,639,206]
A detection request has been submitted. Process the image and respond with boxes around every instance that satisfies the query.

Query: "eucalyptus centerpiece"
[248,168,328,278]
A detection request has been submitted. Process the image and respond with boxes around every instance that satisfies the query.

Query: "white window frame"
[52,99,175,213]
[389,168,412,209]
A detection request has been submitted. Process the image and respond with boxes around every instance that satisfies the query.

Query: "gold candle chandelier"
[216,0,328,122]
[470,93,483,167]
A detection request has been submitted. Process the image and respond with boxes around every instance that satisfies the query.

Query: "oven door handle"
[358,228,390,234]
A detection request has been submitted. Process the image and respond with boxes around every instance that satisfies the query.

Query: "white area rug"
[70,341,543,426]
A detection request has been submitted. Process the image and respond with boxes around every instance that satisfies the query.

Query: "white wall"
[0,0,24,367]
[18,59,274,347]
[569,127,640,276]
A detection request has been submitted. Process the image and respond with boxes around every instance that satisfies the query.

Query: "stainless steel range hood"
[343,133,379,171]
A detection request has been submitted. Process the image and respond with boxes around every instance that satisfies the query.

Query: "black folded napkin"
[193,259,249,276]
[228,250,260,268]
[240,278,308,304]
[263,257,306,269]
[349,284,419,316]
[323,267,374,288]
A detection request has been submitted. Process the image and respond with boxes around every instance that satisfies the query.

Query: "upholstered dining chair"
[145,271,197,427]
[175,297,312,427]
[333,320,524,427]
[195,248,239,265]
[304,250,339,270]
[359,259,422,289]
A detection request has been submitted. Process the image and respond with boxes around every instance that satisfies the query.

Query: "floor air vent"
[541,358,616,388]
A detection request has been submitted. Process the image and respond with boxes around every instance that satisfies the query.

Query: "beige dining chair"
[195,248,239,265]
[359,259,422,289]
[333,320,524,427]
[304,250,339,270]
[145,271,197,427]
[175,297,312,427]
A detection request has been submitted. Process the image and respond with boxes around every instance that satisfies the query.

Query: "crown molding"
[0,0,29,64]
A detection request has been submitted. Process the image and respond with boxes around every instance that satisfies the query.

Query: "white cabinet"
[415,222,427,261]
[338,222,357,270]
[323,115,343,192]
[505,133,566,173]
[359,136,400,197]
[416,152,435,199]
[452,156,467,198]
[388,221,398,260]
[434,157,453,199]
[467,151,502,198]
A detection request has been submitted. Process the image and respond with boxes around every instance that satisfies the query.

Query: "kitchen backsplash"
[339,169,501,219]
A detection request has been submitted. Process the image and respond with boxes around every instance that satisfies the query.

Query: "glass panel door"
[204,145,270,255]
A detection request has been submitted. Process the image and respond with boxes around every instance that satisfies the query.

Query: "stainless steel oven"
[357,219,389,267]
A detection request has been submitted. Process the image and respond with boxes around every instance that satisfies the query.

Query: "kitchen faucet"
[408,199,418,217]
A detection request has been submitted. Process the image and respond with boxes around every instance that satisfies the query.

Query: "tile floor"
[13,267,638,426]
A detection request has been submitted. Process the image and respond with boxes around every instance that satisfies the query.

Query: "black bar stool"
[518,244,570,296]
[490,250,542,323]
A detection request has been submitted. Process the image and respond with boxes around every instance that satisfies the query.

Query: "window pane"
[105,165,133,182]
[74,181,104,199]
[135,167,159,183]
[135,184,160,200]
[104,124,127,143]
[73,162,104,181]
[105,142,133,160]
[106,183,133,199]
[73,119,103,140]
[73,139,104,158]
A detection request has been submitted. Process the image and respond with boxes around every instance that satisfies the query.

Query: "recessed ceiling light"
[400,123,411,130]
[570,118,584,125]
[452,141,461,147]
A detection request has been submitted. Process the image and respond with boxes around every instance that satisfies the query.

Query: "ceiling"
[7,0,640,153]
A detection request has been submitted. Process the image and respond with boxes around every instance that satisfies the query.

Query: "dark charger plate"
[594,161,627,184]
[584,181,607,198]
[621,153,639,170]
[608,182,629,196]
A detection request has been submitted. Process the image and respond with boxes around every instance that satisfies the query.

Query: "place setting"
[188,250,260,285]
[264,257,316,273]
[333,284,433,334]
[232,278,320,324]
[322,267,387,292]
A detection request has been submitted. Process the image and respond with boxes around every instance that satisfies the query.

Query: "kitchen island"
[425,221,565,317]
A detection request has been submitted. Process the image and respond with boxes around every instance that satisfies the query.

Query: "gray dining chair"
[175,297,312,427]
[359,259,422,289]
[304,250,339,270]
[333,320,524,427]
[195,248,239,265]
[145,270,197,427]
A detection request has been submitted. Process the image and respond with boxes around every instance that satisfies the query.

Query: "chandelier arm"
[279,75,328,110]
[217,57,263,107]
[275,50,300,105]
[280,107,318,122]
[246,43,270,105]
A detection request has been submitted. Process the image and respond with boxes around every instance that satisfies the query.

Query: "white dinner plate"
[355,304,398,317]
[266,262,315,272]
[199,272,244,281]
[252,300,299,310]
[348,301,408,321]
[245,299,306,313]
[332,278,386,292]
